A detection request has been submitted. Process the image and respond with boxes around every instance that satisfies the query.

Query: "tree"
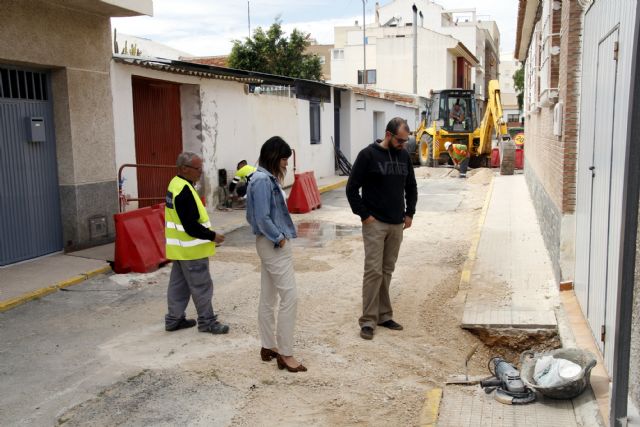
[513,66,524,111]
[228,19,322,81]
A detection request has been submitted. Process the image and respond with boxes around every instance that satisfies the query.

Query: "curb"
[419,388,443,426]
[416,177,494,426]
[459,176,495,289]
[318,178,348,194]
[0,265,112,313]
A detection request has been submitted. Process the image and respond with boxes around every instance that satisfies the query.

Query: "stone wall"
[525,162,562,283]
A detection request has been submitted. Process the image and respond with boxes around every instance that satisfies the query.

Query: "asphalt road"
[0,167,493,426]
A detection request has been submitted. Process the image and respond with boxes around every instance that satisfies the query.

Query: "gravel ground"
[0,167,496,427]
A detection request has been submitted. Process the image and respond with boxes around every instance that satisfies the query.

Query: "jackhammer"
[480,357,536,404]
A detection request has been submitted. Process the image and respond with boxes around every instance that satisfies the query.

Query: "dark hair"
[259,136,292,181]
[237,160,247,169]
[385,117,409,135]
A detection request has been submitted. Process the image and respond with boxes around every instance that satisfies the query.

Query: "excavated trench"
[468,327,561,364]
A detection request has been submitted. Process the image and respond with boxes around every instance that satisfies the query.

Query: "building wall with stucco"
[0,0,151,252]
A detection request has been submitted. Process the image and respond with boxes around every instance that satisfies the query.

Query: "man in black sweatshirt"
[346,117,418,340]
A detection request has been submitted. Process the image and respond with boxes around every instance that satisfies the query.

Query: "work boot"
[378,319,403,330]
[360,326,374,340]
[165,318,196,331]
[200,321,230,335]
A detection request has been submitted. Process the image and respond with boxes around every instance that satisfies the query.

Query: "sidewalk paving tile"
[437,386,578,427]
[462,174,558,329]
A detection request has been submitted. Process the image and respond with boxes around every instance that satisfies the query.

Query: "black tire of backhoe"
[419,135,432,167]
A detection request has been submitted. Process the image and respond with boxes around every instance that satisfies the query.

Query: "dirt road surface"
[0,167,495,426]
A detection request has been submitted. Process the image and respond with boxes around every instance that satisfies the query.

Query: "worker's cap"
[444,142,452,150]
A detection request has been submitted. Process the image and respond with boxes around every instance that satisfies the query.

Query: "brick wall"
[559,0,585,214]
[523,0,585,282]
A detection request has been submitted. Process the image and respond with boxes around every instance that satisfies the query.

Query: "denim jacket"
[246,167,297,244]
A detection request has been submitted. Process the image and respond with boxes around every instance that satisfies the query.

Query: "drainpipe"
[413,4,418,95]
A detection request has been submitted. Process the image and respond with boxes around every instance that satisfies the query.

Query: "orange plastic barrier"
[287,171,322,214]
[491,147,501,168]
[113,203,167,273]
[515,147,524,170]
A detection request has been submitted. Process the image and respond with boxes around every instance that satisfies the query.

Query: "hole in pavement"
[469,328,561,363]
[222,222,361,248]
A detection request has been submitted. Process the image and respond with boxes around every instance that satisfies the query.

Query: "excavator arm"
[479,80,515,174]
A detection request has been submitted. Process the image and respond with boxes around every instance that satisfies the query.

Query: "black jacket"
[346,142,417,224]
[174,175,216,241]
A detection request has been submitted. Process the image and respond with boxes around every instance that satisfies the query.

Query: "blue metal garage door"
[0,66,62,266]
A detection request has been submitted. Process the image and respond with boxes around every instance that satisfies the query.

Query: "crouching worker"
[445,141,470,178]
[164,152,229,335]
[229,160,256,201]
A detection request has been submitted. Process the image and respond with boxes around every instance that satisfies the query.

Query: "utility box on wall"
[27,117,46,142]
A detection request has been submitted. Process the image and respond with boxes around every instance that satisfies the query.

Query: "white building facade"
[331,0,500,103]
[498,52,522,124]
[111,58,335,209]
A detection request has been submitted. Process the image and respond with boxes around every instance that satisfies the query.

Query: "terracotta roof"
[181,56,229,67]
[113,56,261,84]
[514,0,542,61]
[339,85,418,105]
[514,0,528,60]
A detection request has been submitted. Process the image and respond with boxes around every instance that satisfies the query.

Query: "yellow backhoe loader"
[409,80,515,174]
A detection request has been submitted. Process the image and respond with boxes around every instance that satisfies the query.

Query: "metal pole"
[362,0,367,111]
[412,4,418,94]
[248,1,251,37]
[610,2,640,425]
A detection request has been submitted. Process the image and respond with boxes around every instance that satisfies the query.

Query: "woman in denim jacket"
[246,136,306,373]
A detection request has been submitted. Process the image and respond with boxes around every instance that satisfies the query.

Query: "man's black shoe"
[165,318,197,332]
[378,319,403,330]
[360,326,374,340]
[200,321,230,335]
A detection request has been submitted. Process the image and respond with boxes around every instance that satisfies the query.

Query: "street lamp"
[362,0,367,111]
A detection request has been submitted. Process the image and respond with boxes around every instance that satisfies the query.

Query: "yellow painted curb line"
[459,176,495,290]
[0,264,111,313]
[419,388,443,426]
[318,178,348,194]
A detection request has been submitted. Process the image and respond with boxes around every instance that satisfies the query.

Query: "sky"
[111,0,518,57]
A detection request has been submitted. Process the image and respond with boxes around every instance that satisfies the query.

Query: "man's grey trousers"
[165,258,217,331]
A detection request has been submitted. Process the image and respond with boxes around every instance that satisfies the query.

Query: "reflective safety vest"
[234,164,256,182]
[451,144,469,162]
[165,176,215,260]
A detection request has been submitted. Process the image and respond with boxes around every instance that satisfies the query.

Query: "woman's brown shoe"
[260,347,279,362]
[276,354,307,372]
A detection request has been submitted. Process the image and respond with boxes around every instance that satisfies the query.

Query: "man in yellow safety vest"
[445,141,470,178]
[164,152,229,334]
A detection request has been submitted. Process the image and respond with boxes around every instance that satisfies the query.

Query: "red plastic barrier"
[491,147,501,168]
[515,147,524,169]
[113,203,167,273]
[287,171,322,214]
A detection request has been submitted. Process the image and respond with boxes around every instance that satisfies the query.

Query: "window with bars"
[525,29,541,113]
[539,0,561,106]
[0,67,48,101]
